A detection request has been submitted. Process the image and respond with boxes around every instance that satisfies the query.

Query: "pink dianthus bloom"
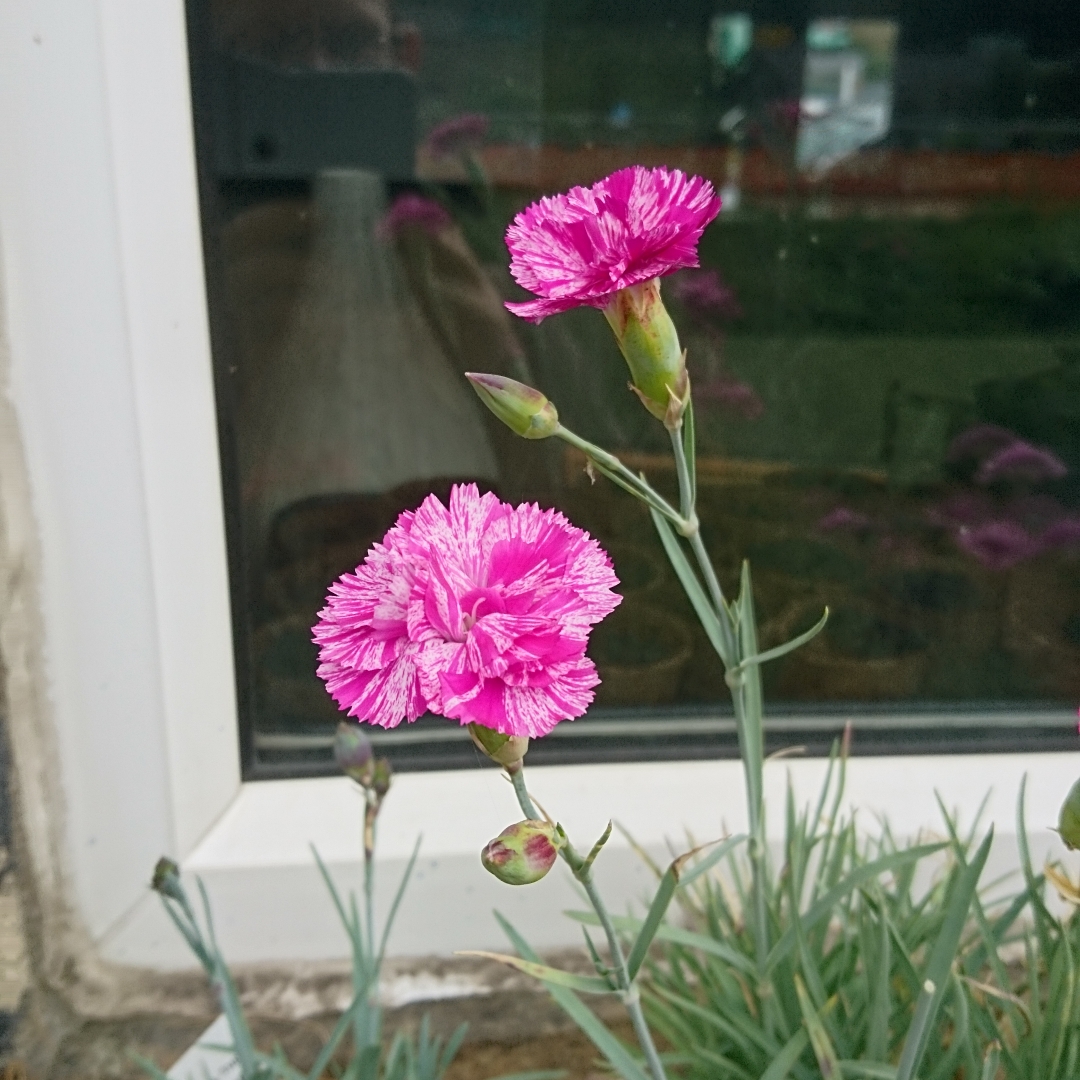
[504,165,722,323]
[313,484,621,738]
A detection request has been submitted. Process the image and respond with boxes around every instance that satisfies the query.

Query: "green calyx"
[602,280,688,427]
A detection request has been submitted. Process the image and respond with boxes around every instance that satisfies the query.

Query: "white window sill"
[99,751,1078,970]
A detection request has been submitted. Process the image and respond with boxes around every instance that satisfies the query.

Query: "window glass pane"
[187,0,1080,775]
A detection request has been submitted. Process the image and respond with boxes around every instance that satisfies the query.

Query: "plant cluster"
[149,163,1080,1080]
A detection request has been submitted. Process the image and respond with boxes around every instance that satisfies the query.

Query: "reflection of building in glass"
[796,19,898,174]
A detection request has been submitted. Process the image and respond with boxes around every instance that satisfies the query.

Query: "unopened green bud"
[481,820,564,885]
[602,279,688,428]
[334,721,374,786]
[465,373,560,439]
[371,758,392,799]
[468,723,529,770]
[1059,778,1080,850]
[151,857,184,902]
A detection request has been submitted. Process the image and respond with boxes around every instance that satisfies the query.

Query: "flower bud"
[1059,777,1080,851]
[334,721,374,786]
[371,758,392,799]
[465,373,560,440]
[602,279,688,428]
[151,857,184,902]
[481,820,564,885]
[468,723,529,770]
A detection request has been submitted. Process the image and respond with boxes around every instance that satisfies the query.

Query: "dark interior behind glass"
[183,0,1080,776]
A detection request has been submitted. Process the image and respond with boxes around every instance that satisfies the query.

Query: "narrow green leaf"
[626,837,742,979]
[649,506,730,666]
[376,834,422,968]
[129,1053,173,1080]
[682,395,696,509]
[759,1028,810,1080]
[839,1064,898,1079]
[311,844,361,951]
[651,983,773,1060]
[735,560,764,824]
[894,829,993,1080]
[866,906,892,1062]
[980,1042,1000,1080]
[486,1073,568,1080]
[456,950,616,994]
[436,1023,469,1079]
[581,821,614,876]
[592,460,674,520]
[735,607,829,672]
[679,834,748,888]
[494,912,650,1080]
[565,910,756,974]
[767,844,947,973]
[795,974,842,1078]
[304,989,369,1080]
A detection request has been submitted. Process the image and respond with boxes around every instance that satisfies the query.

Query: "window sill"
[100,750,1077,970]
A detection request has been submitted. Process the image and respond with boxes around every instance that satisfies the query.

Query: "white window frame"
[0,0,1076,974]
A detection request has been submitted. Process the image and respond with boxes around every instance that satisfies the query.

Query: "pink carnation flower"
[313,484,621,738]
[504,165,722,323]
[377,193,452,241]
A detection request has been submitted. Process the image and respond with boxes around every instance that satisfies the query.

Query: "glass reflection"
[193,0,1080,768]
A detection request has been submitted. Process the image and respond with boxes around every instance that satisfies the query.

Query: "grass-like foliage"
[139,742,468,1080]
[610,740,990,1080]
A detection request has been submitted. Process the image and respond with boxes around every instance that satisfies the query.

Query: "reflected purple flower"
[955,520,1042,570]
[925,491,995,529]
[670,268,743,321]
[817,507,873,532]
[1004,493,1066,532]
[696,376,764,420]
[425,112,490,160]
[377,193,452,240]
[975,440,1068,485]
[944,424,1017,464]
[1042,517,1080,550]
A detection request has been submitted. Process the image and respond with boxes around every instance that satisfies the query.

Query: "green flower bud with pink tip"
[481,820,564,885]
[465,373,560,439]
[602,280,688,428]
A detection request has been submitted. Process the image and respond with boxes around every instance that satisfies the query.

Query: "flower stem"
[555,425,687,531]
[509,768,668,1080]
[669,420,774,1022]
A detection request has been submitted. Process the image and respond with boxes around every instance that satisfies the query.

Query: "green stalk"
[669,425,772,1019]
[509,768,669,1080]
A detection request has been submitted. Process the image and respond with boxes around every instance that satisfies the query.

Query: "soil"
[444,1021,636,1080]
